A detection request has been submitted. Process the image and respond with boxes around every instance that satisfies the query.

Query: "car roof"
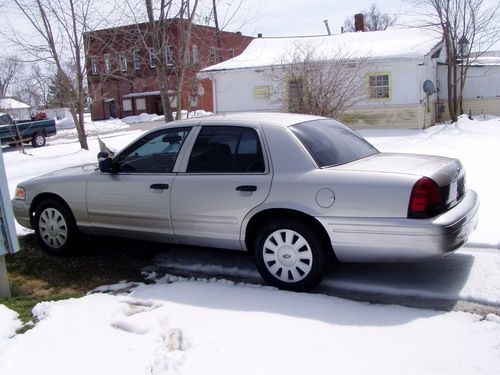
[158,112,326,129]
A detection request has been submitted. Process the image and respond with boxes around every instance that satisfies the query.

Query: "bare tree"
[11,0,93,150]
[0,57,23,99]
[269,43,367,118]
[414,0,500,122]
[344,4,397,32]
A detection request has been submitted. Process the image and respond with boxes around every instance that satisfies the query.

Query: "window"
[104,54,111,74]
[119,53,127,72]
[91,56,98,75]
[149,48,156,68]
[192,45,200,64]
[210,47,217,64]
[229,49,235,58]
[136,98,146,111]
[122,99,132,111]
[368,73,390,99]
[134,49,141,70]
[116,127,191,173]
[290,119,379,168]
[288,79,304,113]
[187,126,265,173]
[164,46,174,66]
[183,47,190,65]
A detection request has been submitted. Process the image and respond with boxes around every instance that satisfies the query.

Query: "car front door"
[86,126,191,242]
[170,124,273,250]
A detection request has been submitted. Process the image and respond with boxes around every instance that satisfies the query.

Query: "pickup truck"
[0,113,57,148]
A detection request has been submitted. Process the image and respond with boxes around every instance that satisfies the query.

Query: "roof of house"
[201,28,442,73]
[0,98,30,109]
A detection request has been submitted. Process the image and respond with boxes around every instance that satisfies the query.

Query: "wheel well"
[29,193,71,226]
[245,208,337,261]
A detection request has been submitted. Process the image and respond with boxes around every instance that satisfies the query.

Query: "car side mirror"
[97,152,114,173]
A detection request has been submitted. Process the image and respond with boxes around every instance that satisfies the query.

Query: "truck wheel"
[32,133,46,148]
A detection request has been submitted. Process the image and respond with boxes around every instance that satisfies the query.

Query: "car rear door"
[170,123,272,250]
[86,126,192,242]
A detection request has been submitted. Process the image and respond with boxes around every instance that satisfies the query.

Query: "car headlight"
[14,187,26,200]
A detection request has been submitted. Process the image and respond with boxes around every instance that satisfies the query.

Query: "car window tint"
[117,127,191,173]
[187,126,265,173]
[290,119,378,168]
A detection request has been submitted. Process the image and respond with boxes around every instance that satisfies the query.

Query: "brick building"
[84,20,252,120]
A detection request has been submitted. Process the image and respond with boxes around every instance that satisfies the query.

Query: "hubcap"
[262,229,313,283]
[39,208,68,249]
[35,136,44,146]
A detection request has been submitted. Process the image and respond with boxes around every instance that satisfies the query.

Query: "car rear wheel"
[34,199,78,255]
[253,219,327,291]
[32,133,46,148]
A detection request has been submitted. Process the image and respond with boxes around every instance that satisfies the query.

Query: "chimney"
[257,33,263,38]
[236,31,242,36]
[354,13,366,32]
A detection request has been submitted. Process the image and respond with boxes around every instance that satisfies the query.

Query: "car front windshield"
[290,119,379,168]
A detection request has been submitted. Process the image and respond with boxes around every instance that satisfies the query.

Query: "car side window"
[116,127,191,173]
[187,126,265,173]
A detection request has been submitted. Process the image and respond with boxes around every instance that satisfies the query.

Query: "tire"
[34,199,79,255]
[32,133,46,148]
[253,218,328,291]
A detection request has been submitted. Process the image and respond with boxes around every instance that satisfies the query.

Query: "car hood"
[22,163,98,184]
[333,152,463,186]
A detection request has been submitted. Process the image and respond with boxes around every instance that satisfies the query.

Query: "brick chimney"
[354,13,366,32]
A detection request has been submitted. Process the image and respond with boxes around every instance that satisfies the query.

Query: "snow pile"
[0,305,22,341]
[361,114,500,248]
[0,279,499,374]
[122,113,164,124]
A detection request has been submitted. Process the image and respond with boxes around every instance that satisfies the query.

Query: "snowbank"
[122,110,213,124]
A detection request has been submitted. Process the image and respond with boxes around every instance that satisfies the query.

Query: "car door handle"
[150,183,169,190]
[236,185,257,192]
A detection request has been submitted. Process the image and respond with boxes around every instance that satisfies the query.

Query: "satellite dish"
[423,80,436,96]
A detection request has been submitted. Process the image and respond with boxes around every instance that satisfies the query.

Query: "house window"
[119,53,127,72]
[103,54,112,74]
[91,56,98,75]
[134,49,141,70]
[165,46,174,66]
[122,99,132,112]
[149,48,156,68]
[183,47,190,65]
[136,98,146,111]
[368,73,390,99]
[288,79,304,113]
[192,45,200,64]
[210,47,217,64]
[229,49,235,58]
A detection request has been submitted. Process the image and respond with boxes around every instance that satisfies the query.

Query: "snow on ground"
[360,114,500,248]
[0,278,499,375]
[0,305,22,341]
[121,110,213,124]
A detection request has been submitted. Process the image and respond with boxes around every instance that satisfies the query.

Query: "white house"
[0,98,30,121]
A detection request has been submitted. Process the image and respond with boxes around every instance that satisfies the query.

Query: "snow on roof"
[201,28,442,73]
[0,98,30,109]
[471,56,500,66]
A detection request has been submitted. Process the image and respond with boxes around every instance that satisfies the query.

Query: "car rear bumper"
[316,190,479,262]
[11,198,32,229]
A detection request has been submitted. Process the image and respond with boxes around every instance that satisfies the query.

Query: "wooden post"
[0,255,11,299]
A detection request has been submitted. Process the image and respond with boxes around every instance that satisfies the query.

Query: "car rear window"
[290,119,379,168]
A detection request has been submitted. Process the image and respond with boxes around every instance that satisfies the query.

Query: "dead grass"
[2,234,161,324]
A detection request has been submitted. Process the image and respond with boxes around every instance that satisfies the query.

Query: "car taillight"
[408,177,444,218]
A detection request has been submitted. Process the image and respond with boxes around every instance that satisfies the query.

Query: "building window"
[288,79,304,113]
[149,48,156,68]
[183,47,190,65]
[122,99,132,111]
[192,45,200,64]
[136,98,146,111]
[91,56,98,75]
[165,46,174,66]
[104,54,111,74]
[134,49,141,70]
[229,49,235,58]
[119,53,127,72]
[210,47,217,64]
[368,73,390,99]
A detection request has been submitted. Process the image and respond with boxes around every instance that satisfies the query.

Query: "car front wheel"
[253,219,327,291]
[34,199,78,255]
[32,133,46,148]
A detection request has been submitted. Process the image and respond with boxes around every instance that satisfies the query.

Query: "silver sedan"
[12,112,479,290]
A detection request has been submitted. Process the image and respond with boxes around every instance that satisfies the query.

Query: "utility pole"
[212,0,222,62]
